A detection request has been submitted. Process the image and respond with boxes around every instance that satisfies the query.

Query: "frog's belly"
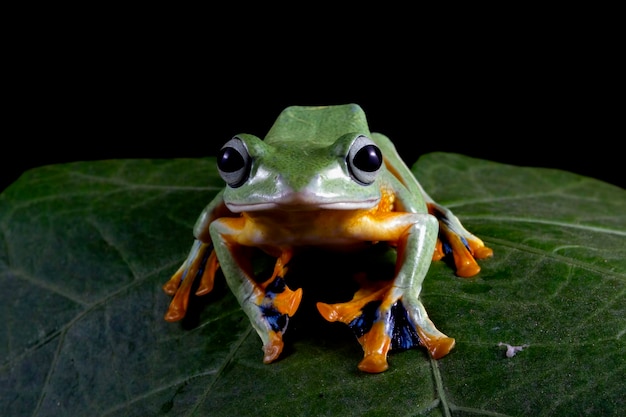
[241,210,373,248]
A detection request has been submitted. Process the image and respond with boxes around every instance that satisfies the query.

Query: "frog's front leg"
[162,239,219,322]
[209,217,303,363]
[317,213,454,373]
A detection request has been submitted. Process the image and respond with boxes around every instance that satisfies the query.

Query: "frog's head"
[216,133,385,212]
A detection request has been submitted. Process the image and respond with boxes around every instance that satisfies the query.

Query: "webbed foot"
[253,251,303,363]
[428,202,493,277]
[317,277,454,373]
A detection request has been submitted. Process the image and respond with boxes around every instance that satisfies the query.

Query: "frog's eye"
[347,135,383,185]
[217,137,251,188]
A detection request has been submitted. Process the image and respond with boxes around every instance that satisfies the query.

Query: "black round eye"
[218,147,245,172]
[347,135,383,185]
[217,137,251,187]
[353,144,383,172]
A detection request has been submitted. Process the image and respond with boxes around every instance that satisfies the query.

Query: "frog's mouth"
[226,191,381,213]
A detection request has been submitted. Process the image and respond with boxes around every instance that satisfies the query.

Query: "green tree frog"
[162,104,492,373]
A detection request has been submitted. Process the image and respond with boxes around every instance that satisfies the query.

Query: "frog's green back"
[264,104,370,146]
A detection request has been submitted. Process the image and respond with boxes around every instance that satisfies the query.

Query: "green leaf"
[1,153,624,416]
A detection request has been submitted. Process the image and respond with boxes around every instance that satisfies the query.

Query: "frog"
[162,104,493,373]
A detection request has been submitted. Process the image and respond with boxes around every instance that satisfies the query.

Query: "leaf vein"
[189,326,254,415]
[12,268,89,306]
[32,329,66,416]
[470,216,626,237]
[484,237,625,278]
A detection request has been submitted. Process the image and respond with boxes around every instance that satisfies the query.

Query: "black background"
[3,15,622,192]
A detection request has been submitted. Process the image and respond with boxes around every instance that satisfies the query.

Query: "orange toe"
[263,332,284,364]
[358,354,389,373]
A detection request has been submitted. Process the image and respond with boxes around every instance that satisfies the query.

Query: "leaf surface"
[1,154,624,416]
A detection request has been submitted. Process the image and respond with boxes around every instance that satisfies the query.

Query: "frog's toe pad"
[163,306,185,323]
[358,353,389,373]
[162,280,179,296]
[262,332,284,364]
[473,246,494,259]
[426,336,456,359]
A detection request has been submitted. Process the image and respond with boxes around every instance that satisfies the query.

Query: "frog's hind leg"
[427,202,493,277]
